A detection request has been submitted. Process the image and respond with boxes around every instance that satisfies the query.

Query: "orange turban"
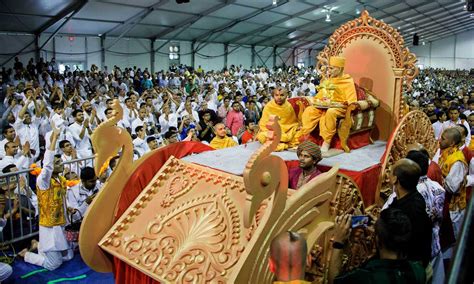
[329,56,346,68]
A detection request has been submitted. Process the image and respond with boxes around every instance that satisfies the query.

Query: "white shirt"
[442,119,471,147]
[180,109,200,123]
[159,113,178,135]
[0,138,8,159]
[0,154,30,172]
[432,121,444,140]
[36,150,70,253]
[68,122,91,151]
[131,118,148,135]
[67,182,99,221]
[61,153,83,176]
[15,118,41,158]
[44,129,76,153]
[133,137,149,157]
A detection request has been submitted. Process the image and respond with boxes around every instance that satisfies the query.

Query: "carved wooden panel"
[100,157,251,283]
[377,110,437,203]
[307,173,376,282]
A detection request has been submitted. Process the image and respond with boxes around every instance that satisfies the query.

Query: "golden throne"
[77,11,421,284]
[309,10,418,149]
[79,102,352,283]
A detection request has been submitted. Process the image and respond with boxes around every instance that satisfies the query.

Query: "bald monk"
[296,56,357,153]
[210,123,238,149]
[256,87,300,151]
[269,231,311,284]
[289,140,322,189]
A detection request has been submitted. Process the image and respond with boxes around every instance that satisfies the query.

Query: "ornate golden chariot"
[78,10,434,283]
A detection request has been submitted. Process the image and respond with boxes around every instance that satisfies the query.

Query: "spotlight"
[325,13,331,22]
[272,0,277,5]
[356,8,360,14]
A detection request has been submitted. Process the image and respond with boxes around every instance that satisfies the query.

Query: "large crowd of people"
[0,55,472,282]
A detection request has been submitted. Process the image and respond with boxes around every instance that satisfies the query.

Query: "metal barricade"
[0,155,94,246]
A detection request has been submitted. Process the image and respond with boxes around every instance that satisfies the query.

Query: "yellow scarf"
[315,74,357,104]
[259,100,299,143]
[210,136,237,149]
[439,146,468,211]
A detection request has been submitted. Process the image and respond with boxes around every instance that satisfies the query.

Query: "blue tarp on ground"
[5,253,114,284]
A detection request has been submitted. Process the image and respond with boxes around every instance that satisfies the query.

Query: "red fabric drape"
[112,142,214,284]
[285,161,380,207]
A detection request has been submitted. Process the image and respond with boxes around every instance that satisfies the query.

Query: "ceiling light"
[325,14,331,22]
[272,0,277,5]
[422,41,426,45]
[356,8,361,15]
[471,13,474,18]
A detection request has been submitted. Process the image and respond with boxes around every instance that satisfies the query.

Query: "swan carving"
[79,99,134,272]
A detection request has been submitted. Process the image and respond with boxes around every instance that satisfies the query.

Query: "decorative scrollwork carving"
[120,192,244,283]
[99,157,251,283]
[377,110,437,203]
[307,173,374,282]
[331,174,365,216]
[161,176,197,208]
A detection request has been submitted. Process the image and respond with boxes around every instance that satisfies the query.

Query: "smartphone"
[351,215,369,228]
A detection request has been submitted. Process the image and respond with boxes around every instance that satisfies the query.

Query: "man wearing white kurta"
[67,167,99,222]
[69,109,93,161]
[22,124,73,270]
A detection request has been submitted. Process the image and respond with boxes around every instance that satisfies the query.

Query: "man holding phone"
[329,209,426,283]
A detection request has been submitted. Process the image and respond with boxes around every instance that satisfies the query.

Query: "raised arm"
[37,121,61,190]
[18,98,32,120]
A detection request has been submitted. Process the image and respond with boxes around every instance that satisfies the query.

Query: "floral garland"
[30,164,80,187]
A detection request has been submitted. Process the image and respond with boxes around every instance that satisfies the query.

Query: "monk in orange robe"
[296,56,357,153]
[256,88,300,151]
[210,123,238,149]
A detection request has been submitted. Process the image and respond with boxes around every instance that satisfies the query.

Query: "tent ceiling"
[0,0,472,50]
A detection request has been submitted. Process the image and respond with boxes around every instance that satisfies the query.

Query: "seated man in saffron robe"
[289,140,322,189]
[296,56,357,153]
[256,87,300,151]
[210,123,238,150]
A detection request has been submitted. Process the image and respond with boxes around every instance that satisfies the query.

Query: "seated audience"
[241,120,258,144]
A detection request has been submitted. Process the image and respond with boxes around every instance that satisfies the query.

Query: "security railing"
[447,191,474,284]
[0,155,94,246]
